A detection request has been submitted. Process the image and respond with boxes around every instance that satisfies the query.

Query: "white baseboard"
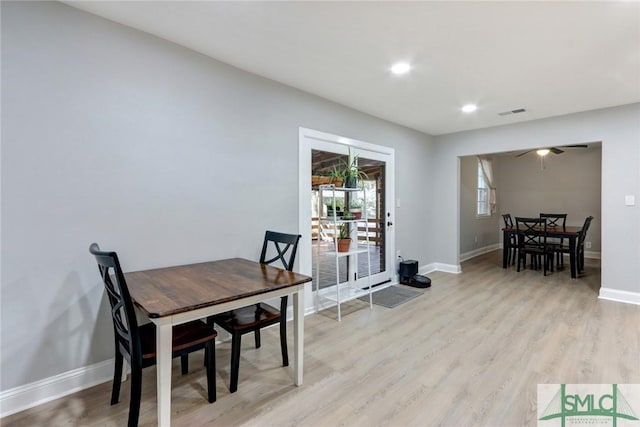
[584,250,601,259]
[598,287,640,305]
[421,263,461,274]
[0,359,115,418]
[558,251,601,260]
[459,243,501,262]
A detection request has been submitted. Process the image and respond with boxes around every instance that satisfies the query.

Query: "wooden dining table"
[502,226,583,278]
[124,257,312,427]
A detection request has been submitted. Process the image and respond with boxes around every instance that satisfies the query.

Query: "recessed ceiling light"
[391,62,411,75]
[461,104,477,113]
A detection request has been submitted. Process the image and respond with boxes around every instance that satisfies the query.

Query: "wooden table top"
[124,258,312,318]
[503,226,582,236]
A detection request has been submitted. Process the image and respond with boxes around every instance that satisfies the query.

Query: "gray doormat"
[359,285,423,308]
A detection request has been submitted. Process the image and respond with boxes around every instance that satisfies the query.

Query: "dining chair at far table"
[502,213,516,266]
[89,243,218,427]
[540,213,568,266]
[515,217,555,276]
[209,231,302,393]
[557,216,594,274]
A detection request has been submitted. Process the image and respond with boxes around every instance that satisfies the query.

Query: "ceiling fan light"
[536,149,550,157]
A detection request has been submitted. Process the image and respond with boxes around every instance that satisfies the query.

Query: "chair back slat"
[539,213,567,228]
[89,243,142,362]
[260,231,301,271]
[502,213,514,228]
[577,216,594,247]
[515,217,547,246]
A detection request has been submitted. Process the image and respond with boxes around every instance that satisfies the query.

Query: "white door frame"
[298,127,395,308]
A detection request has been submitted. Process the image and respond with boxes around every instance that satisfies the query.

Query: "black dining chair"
[556,216,594,274]
[515,217,555,276]
[209,231,301,393]
[540,213,568,266]
[502,213,516,266]
[89,243,217,427]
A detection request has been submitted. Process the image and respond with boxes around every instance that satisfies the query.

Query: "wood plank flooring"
[3,250,638,426]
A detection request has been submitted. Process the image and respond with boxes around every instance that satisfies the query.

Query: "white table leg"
[154,318,173,427]
[293,287,305,386]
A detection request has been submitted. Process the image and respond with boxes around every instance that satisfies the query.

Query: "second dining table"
[124,257,312,427]
[502,225,583,278]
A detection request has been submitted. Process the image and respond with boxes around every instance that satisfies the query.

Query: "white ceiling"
[65,1,640,135]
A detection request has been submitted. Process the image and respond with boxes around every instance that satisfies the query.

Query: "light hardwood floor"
[3,250,638,426]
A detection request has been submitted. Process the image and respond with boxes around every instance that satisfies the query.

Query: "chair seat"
[138,321,218,359]
[522,244,552,253]
[214,303,281,332]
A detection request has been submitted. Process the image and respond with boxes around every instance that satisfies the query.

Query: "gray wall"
[494,146,602,251]
[459,156,500,254]
[432,104,640,293]
[1,2,434,391]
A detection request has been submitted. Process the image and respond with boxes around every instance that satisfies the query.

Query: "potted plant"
[312,174,332,187]
[329,166,344,187]
[337,223,351,252]
[325,198,343,217]
[349,200,363,219]
[341,148,368,188]
[342,210,355,220]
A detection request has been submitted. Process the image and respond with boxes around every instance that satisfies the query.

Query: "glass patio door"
[305,135,395,291]
[351,148,394,288]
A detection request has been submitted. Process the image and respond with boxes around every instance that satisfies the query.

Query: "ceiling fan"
[515,144,589,157]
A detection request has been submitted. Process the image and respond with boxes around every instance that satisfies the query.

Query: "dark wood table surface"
[502,226,583,278]
[124,258,312,427]
[126,257,311,318]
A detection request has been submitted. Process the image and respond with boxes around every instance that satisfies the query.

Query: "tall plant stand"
[315,184,372,321]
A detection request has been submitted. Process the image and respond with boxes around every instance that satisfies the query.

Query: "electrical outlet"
[585,242,592,249]
[474,236,478,243]
[396,250,401,258]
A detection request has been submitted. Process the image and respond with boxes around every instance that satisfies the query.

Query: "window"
[477,160,490,216]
